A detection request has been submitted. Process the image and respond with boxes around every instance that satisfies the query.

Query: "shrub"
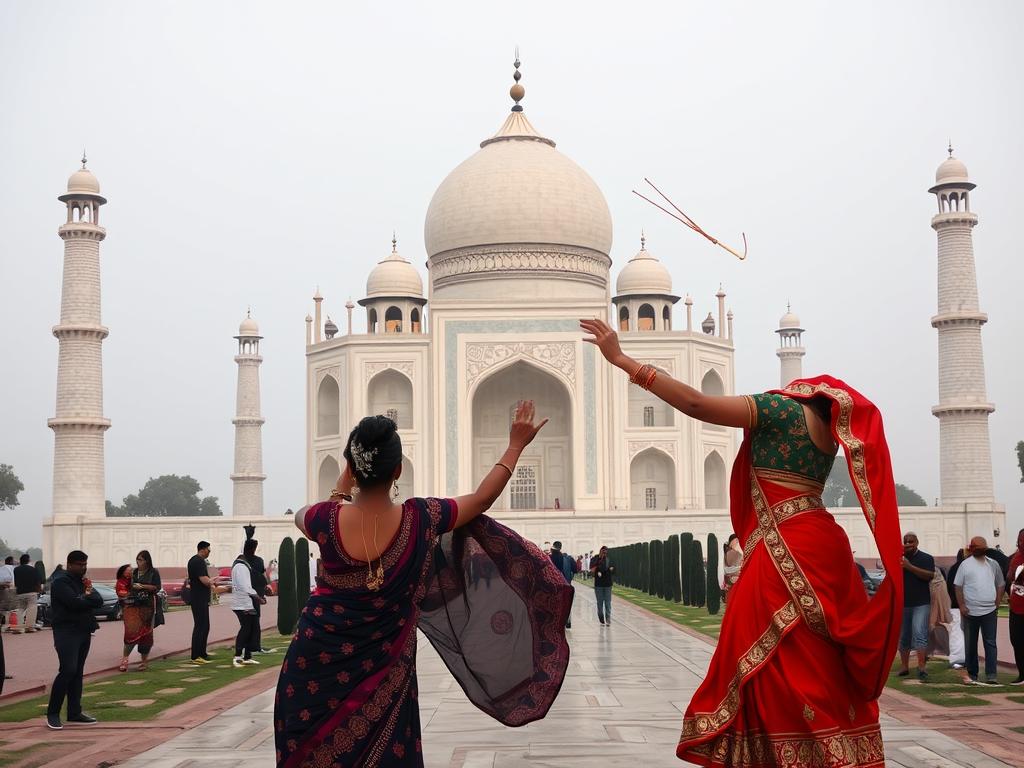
[680,532,693,604]
[295,537,311,609]
[706,533,721,615]
[277,537,297,635]
[691,539,705,608]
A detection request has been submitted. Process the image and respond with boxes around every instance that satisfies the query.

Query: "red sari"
[678,377,903,767]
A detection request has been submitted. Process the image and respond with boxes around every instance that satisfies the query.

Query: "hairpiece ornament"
[349,441,379,478]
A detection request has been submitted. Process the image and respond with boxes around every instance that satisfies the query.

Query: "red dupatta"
[779,376,903,700]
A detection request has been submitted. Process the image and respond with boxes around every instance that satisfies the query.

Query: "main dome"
[423,67,612,296]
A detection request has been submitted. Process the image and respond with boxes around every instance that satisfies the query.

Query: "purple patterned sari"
[275,498,572,767]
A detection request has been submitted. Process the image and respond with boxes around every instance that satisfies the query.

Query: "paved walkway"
[1,599,279,699]
[118,587,1016,768]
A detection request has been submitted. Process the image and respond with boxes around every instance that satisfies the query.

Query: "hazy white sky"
[1,2,1021,549]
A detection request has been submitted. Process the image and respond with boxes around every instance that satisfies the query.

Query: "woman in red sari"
[275,403,573,767]
[582,319,902,768]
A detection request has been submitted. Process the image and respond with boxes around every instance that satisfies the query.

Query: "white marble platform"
[119,586,1013,767]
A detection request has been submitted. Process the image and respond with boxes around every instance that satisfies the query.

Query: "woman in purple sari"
[276,402,573,767]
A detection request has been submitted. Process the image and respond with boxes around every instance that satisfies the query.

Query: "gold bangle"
[495,462,514,476]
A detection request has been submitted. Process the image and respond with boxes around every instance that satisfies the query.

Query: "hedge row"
[603,532,720,615]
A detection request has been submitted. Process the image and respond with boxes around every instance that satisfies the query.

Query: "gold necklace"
[359,509,385,591]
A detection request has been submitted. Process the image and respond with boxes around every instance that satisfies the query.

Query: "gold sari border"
[684,722,884,768]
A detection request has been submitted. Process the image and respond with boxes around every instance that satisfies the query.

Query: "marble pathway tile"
[120,586,1014,768]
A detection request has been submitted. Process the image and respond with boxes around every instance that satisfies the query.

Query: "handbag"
[180,578,192,606]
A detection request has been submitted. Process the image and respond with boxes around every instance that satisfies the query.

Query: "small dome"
[615,237,673,296]
[936,155,969,185]
[365,240,424,298]
[323,317,339,339]
[778,306,801,329]
[67,168,101,195]
[701,312,716,334]
[238,313,260,336]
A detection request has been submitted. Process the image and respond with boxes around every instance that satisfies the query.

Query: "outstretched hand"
[580,318,625,367]
[508,400,548,451]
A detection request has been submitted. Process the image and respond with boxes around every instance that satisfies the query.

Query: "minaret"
[231,310,266,516]
[776,304,805,387]
[929,146,995,506]
[313,288,323,343]
[49,156,110,520]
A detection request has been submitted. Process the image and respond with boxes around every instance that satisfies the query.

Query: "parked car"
[37,583,122,626]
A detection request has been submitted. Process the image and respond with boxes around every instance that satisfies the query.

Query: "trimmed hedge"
[277,536,297,634]
[691,539,705,608]
[680,532,693,605]
[706,533,721,615]
[295,537,311,609]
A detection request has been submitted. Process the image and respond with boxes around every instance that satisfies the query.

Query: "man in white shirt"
[229,540,265,667]
[953,536,1005,685]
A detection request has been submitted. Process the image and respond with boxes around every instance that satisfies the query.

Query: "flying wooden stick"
[632,178,747,261]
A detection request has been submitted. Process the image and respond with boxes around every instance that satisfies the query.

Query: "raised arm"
[452,400,548,529]
[581,318,752,428]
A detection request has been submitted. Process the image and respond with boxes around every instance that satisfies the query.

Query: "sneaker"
[232,657,245,667]
[896,669,910,677]
[241,658,260,665]
[964,677,979,685]
[598,619,605,625]
[1009,678,1024,686]
[66,713,97,724]
[951,663,964,670]
[46,714,63,730]
[982,678,1000,686]
[917,669,928,681]
[191,657,209,665]
[255,647,276,654]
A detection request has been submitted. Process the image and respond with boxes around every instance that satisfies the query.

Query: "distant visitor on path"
[46,550,103,730]
[275,404,572,767]
[582,318,902,768]
[1007,528,1024,685]
[590,545,615,625]
[13,553,43,633]
[116,551,162,672]
[953,535,1004,685]
[186,541,225,665]
[897,533,935,680]
[230,540,265,667]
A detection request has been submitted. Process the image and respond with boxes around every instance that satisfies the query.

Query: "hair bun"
[344,415,402,489]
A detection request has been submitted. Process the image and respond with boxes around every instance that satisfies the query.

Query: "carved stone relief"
[466,342,576,389]
[627,440,677,461]
[365,361,415,382]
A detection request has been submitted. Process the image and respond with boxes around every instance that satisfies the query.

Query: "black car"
[36,583,122,626]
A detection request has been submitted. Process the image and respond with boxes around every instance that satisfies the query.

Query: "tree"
[824,458,927,507]
[1017,441,1024,483]
[0,464,24,510]
[295,537,311,609]
[706,534,721,615]
[277,537,297,634]
[691,540,706,608]
[106,475,221,517]
[680,532,693,605]
[895,484,927,506]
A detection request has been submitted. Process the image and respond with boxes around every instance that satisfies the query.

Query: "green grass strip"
[0,634,292,723]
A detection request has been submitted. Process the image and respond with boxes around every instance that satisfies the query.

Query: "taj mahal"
[40,64,1005,568]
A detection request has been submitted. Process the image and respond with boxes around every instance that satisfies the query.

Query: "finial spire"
[510,49,525,113]
[81,149,87,168]
[247,305,251,318]
[640,230,646,250]
[787,301,791,312]
[948,140,954,157]
[392,231,397,253]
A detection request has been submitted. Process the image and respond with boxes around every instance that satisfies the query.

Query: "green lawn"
[0,634,292,724]
[576,579,1021,710]
[575,579,724,638]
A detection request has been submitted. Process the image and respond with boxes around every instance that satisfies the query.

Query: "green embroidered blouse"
[748,393,836,485]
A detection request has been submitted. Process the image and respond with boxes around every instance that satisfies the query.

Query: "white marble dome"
[423,111,613,259]
[238,313,260,336]
[365,246,424,298]
[935,155,969,185]
[66,167,101,196]
[778,308,802,329]
[616,239,673,296]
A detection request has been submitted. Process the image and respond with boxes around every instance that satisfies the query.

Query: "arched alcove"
[638,303,655,331]
[385,306,403,334]
[368,369,413,429]
[318,455,341,501]
[619,305,630,331]
[701,369,725,396]
[472,361,572,509]
[367,308,378,334]
[410,308,421,333]
[630,448,676,510]
[662,305,671,330]
[317,376,340,436]
[703,451,727,509]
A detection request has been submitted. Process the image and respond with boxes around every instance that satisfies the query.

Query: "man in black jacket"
[46,550,102,730]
